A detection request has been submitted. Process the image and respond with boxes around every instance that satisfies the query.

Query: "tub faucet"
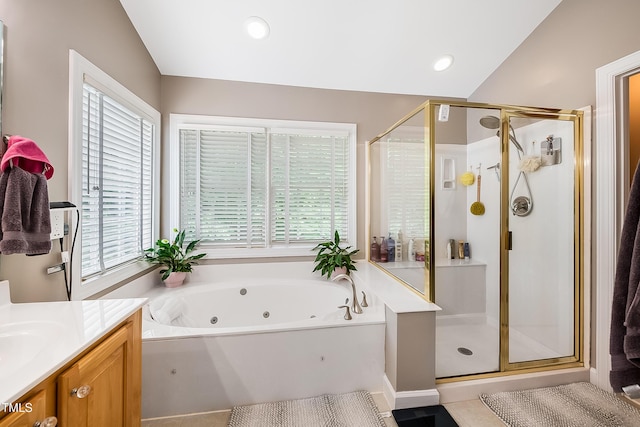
[332,273,363,314]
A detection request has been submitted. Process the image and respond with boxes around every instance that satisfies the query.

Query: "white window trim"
[169,114,357,258]
[68,50,160,300]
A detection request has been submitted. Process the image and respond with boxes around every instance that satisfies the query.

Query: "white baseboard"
[590,367,598,385]
[382,374,440,410]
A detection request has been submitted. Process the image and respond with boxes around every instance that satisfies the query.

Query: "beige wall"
[0,0,160,302]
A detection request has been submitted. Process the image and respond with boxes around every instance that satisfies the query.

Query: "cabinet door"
[57,315,140,427]
[0,389,56,427]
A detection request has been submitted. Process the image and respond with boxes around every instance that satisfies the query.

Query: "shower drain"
[457,347,473,356]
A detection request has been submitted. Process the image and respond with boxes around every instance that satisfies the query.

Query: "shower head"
[479,115,525,154]
[479,115,500,130]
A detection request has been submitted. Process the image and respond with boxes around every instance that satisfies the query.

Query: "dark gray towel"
[611,162,640,391]
[0,167,51,255]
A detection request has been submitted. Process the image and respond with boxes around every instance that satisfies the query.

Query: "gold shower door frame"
[367,100,584,380]
[422,101,584,379]
[496,108,584,373]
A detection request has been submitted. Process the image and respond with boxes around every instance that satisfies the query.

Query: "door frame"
[594,49,640,391]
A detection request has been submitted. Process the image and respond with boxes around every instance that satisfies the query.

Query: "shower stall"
[367,100,585,381]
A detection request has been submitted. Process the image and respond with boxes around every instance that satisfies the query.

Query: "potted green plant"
[144,228,206,287]
[312,230,359,279]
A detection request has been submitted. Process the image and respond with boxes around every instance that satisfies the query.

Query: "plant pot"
[163,272,187,288]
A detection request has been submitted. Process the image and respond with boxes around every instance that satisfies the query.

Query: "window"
[170,115,356,257]
[385,138,427,240]
[69,51,160,299]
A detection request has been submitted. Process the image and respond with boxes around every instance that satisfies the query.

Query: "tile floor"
[436,320,564,378]
[141,393,504,427]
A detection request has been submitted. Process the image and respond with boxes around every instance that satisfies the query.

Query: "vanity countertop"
[0,280,146,404]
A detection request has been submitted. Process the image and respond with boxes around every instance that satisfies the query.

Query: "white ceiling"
[119,0,562,98]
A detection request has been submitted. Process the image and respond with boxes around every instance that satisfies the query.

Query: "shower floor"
[436,316,564,378]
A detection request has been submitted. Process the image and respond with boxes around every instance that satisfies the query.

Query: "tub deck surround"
[0,280,146,404]
[350,262,441,314]
[350,265,442,410]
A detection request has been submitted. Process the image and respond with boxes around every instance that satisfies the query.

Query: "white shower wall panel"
[434,144,469,262]
[466,121,575,358]
[466,137,502,326]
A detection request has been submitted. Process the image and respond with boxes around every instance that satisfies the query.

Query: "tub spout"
[331,273,363,314]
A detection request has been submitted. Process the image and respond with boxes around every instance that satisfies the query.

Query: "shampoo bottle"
[371,237,380,262]
[387,234,395,262]
[458,240,465,259]
[380,236,388,262]
[396,230,403,261]
[408,238,416,261]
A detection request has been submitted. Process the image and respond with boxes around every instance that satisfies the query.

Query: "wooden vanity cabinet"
[0,309,141,427]
[57,310,141,427]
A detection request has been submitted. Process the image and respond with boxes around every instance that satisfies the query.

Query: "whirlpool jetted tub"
[140,276,386,418]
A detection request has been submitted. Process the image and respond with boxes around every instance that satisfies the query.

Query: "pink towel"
[1,135,54,179]
[0,167,51,255]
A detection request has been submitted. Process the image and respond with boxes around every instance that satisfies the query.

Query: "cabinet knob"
[33,416,58,427]
[70,384,92,398]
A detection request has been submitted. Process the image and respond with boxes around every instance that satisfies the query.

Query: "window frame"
[169,114,357,258]
[69,50,160,300]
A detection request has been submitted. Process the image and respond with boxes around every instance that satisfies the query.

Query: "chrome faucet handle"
[361,291,368,308]
[338,305,352,320]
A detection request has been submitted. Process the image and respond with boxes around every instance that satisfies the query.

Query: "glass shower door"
[503,113,581,368]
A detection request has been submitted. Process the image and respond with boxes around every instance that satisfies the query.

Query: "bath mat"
[480,381,640,427]
[392,404,459,426]
[227,390,386,427]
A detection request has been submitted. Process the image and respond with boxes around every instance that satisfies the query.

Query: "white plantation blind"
[271,134,349,244]
[386,139,427,240]
[180,129,267,246]
[82,83,154,278]
[177,121,353,251]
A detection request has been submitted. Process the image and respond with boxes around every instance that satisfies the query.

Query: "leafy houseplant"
[312,230,359,279]
[144,229,206,281]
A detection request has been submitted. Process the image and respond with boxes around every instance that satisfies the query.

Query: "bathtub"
[140,277,386,418]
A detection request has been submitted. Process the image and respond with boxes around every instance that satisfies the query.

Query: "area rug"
[480,382,640,427]
[227,390,386,427]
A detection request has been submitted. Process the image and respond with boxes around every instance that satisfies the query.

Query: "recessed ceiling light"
[433,55,454,71]
[245,16,270,40]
